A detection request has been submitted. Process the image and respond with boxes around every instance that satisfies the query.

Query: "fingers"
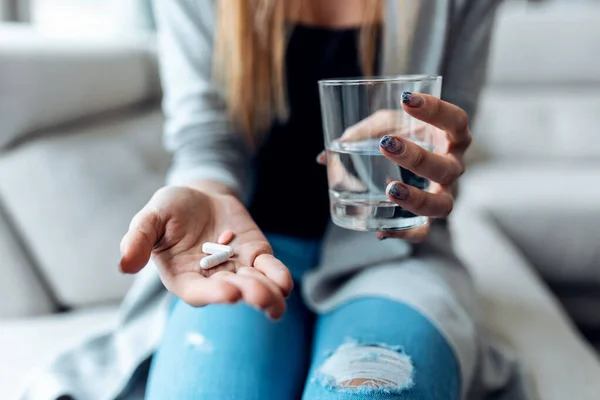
[253,254,294,298]
[379,134,464,185]
[316,150,327,165]
[386,181,453,218]
[170,272,242,307]
[167,263,288,320]
[217,268,286,320]
[216,274,272,310]
[377,221,431,243]
[119,208,164,274]
[401,92,472,150]
[237,267,286,319]
[339,110,426,142]
[327,152,368,192]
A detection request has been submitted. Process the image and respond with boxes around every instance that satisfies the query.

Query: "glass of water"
[318,75,442,232]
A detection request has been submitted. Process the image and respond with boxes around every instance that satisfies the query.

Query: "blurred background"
[0,0,599,399]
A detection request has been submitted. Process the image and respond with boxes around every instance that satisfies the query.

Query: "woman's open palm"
[119,186,293,319]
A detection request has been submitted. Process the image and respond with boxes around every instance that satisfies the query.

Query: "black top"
[248,25,377,238]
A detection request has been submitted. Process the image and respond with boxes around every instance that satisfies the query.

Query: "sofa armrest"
[0,24,160,149]
[451,207,600,400]
[458,162,600,286]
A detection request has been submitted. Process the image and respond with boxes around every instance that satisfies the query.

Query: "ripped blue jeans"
[146,234,460,399]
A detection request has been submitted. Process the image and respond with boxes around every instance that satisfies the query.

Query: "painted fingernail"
[380,135,404,154]
[388,183,410,201]
[378,235,391,241]
[316,150,326,165]
[402,91,424,108]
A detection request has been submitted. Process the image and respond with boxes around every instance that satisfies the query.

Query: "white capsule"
[202,242,234,257]
[199,251,230,270]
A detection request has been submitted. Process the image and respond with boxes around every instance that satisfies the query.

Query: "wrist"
[186,180,238,198]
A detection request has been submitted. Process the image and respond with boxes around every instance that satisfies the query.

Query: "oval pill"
[200,251,230,270]
[217,230,235,245]
[202,242,234,257]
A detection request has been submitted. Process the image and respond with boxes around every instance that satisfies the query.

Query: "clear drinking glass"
[319,75,443,232]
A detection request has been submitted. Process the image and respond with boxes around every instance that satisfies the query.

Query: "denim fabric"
[146,234,459,400]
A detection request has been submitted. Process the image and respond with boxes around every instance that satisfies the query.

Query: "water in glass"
[327,138,432,231]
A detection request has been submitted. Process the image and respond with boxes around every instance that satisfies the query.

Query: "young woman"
[22,1,520,399]
[117,0,513,399]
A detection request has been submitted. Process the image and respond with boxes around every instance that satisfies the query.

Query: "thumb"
[119,208,164,274]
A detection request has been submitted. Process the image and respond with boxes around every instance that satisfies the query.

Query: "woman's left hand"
[376,92,471,242]
[317,92,472,243]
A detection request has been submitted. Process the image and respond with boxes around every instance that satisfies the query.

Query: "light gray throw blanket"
[21,0,529,399]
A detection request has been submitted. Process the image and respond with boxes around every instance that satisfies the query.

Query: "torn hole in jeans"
[316,340,414,394]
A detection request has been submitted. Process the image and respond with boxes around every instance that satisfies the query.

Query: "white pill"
[202,242,234,257]
[199,251,230,270]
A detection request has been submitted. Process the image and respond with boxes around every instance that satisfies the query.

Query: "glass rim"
[318,75,442,87]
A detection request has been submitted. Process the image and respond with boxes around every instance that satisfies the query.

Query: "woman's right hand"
[119,186,293,320]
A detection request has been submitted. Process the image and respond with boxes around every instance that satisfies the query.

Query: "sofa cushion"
[0,305,119,400]
[469,2,600,163]
[487,2,600,86]
[471,89,600,162]
[0,107,170,307]
[0,25,159,149]
[31,0,155,35]
[0,204,56,318]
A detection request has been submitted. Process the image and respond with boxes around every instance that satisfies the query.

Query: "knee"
[315,341,414,394]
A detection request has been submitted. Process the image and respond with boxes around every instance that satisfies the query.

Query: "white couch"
[1,2,599,399]
[451,2,600,399]
[463,1,600,334]
[0,26,168,399]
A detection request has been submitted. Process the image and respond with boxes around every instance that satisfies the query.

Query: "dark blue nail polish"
[380,135,404,154]
[402,91,424,108]
[389,183,410,201]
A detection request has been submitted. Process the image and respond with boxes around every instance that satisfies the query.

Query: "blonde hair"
[214,0,384,142]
